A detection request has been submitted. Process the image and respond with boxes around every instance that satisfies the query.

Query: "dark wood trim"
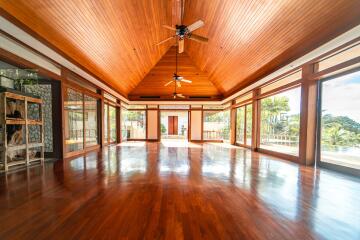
[234,142,251,149]
[126,138,147,141]
[157,109,161,141]
[145,110,148,140]
[299,64,318,165]
[60,69,66,158]
[116,106,121,143]
[63,145,100,160]
[252,89,260,151]
[201,109,204,141]
[257,148,299,163]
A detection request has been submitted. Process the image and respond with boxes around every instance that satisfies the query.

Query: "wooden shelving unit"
[0,90,44,171]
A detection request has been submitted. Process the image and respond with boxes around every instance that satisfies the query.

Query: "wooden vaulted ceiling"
[130,46,220,99]
[1,0,360,99]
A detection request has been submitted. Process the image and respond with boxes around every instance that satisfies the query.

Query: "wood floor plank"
[0,142,359,239]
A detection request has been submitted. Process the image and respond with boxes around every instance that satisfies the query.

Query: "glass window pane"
[246,105,252,146]
[104,104,108,143]
[320,71,360,169]
[260,70,302,94]
[109,105,117,142]
[235,92,252,104]
[64,88,83,152]
[122,110,146,139]
[84,95,98,147]
[121,107,128,140]
[203,111,230,141]
[236,107,245,144]
[260,87,301,156]
[317,42,360,72]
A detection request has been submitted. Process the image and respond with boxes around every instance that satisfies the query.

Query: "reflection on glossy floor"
[0,142,359,240]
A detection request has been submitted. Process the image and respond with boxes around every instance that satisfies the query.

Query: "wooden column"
[60,69,67,159]
[299,64,318,166]
[252,89,260,151]
[116,100,121,143]
[230,100,236,145]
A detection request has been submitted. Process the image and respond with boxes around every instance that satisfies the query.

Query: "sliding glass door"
[236,104,252,147]
[259,87,301,156]
[104,103,117,144]
[203,110,230,141]
[319,70,360,171]
[64,87,100,155]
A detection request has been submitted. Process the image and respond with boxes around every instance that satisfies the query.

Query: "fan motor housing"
[175,25,188,38]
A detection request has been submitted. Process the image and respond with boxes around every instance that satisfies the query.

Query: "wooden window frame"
[62,84,101,159]
[235,103,252,149]
[315,71,360,176]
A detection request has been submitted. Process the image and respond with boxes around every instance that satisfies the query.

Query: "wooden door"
[173,116,178,135]
[168,116,178,135]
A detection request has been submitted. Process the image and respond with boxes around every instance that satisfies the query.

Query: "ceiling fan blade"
[178,39,184,53]
[156,36,175,46]
[177,81,182,88]
[164,80,174,86]
[162,25,176,31]
[177,93,186,98]
[187,20,204,32]
[180,79,192,83]
[188,34,208,43]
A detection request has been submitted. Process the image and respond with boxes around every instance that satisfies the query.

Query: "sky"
[322,71,360,122]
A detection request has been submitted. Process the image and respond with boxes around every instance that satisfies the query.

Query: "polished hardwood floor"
[0,141,359,240]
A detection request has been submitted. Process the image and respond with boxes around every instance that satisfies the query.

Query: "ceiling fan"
[156,0,208,53]
[164,39,191,99]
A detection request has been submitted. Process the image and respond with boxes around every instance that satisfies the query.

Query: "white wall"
[190,111,202,141]
[147,110,158,140]
[160,111,188,136]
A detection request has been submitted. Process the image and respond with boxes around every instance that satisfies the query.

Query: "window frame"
[235,103,252,148]
[63,84,101,158]
[316,72,360,176]
[256,83,302,161]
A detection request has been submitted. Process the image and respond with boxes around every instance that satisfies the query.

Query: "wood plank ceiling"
[0,0,174,97]
[1,0,360,99]
[182,0,360,96]
[130,46,220,99]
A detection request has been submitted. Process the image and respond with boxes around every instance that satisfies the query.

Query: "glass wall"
[104,104,108,144]
[109,105,117,143]
[64,87,100,154]
[203,110,230,141]
[236,104,252,146]
[103,103,117,144]
[320,71,360,169]
[84,95,98,147]
[121,107,128,141]
[121,110,146,139]
[64,88,84,152]
[246,105,253,146]
[236,107,245,144]
[260,87,301,156]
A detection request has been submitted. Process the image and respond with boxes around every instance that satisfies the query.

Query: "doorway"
[168,116,178,135]
[160,111,188,141]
